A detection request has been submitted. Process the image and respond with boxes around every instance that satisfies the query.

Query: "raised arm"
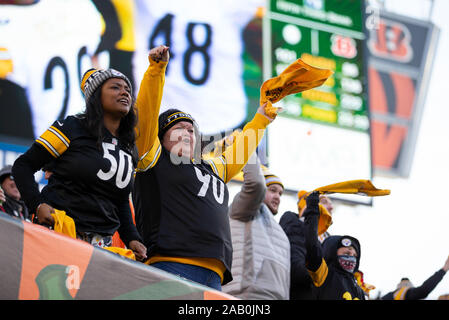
[404,256,449,300]
[229,153,266,221]
[207,103,274,183]
[135,45,169,163]
[303,191,328,287]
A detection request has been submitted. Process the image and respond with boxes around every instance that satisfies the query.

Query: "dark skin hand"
[36,202,55,227]
[128,240,147,261]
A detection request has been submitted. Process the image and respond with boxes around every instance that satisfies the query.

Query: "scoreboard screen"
[264,0,372,204]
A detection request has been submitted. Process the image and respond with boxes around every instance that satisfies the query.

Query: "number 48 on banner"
[149,13,212,86]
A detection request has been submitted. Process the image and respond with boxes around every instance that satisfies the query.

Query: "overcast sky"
[278,0,449,299]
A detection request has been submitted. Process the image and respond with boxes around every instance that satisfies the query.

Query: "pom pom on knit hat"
[80,68,132,102]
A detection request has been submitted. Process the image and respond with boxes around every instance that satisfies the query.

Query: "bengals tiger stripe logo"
[368,18,413,63]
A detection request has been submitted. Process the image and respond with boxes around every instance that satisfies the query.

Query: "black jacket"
[313,235,366,300]
[279,211,315,300]
[381,269,447,300]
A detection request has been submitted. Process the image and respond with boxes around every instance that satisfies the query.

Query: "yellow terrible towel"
[51,210,135,260]
[51,210,76,239]
[297,190,333,236]
[103,246,136,261]
[355,270,376,297]
[296,179,390,234]
[260,58,333,118]
[314,179,391,197]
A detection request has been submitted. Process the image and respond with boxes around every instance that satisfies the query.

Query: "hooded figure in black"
[303,191,365,300]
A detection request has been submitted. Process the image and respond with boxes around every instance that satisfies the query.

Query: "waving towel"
[297,190,333,236]
[260,58,333,118]
[296,180,389,235]
[314,179,390,197]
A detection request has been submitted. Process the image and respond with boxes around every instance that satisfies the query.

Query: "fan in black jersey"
[131,45,278,291]
[12,66,147,261]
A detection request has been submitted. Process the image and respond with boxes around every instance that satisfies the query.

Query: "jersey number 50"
[97,142,133,189]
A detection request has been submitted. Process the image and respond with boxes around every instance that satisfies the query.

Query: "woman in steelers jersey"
[132,45,276,290]
[12,66,147,261]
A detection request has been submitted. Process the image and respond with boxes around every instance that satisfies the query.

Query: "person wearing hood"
[303,191,365,300]
[0,165,31,221]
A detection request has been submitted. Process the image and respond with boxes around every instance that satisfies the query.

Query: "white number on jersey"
[97,142,133,189]
[194,167,224,204]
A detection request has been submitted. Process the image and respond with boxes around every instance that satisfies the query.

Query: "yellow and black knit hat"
[158,108,196,139]
[261,165,284,189]
[80,68,132,102]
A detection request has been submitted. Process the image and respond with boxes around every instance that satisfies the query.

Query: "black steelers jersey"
[13,115,140,243]
[132,58,271,285]
[133,146,232,283]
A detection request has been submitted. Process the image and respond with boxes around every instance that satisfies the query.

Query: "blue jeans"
[151,261,222,291]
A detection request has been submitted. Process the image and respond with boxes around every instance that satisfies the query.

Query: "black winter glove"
[303,191,320,218]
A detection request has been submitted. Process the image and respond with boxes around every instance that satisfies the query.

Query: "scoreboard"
[264,0,372,204]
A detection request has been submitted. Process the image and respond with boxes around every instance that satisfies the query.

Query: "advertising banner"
[0,212,234,299]
[367,9,439,177]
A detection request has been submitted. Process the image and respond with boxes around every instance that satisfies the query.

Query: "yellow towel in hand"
[355,270,376,297]
[260,58,333,118]
[51,210,135,260]
[296,180,389,234]
[51,210,76,239]
[314,179,390,197]
[103,246,136,261]
[297,190,333,236]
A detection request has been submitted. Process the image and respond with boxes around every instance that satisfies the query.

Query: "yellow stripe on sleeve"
[394,287,409,300]
[137,139,162,172]
[220,113,270,183]
[49,126,70,145]
[308,258,329,287]
[205,156,226,182]
[36,139,58,158]
[35,126,71,158]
